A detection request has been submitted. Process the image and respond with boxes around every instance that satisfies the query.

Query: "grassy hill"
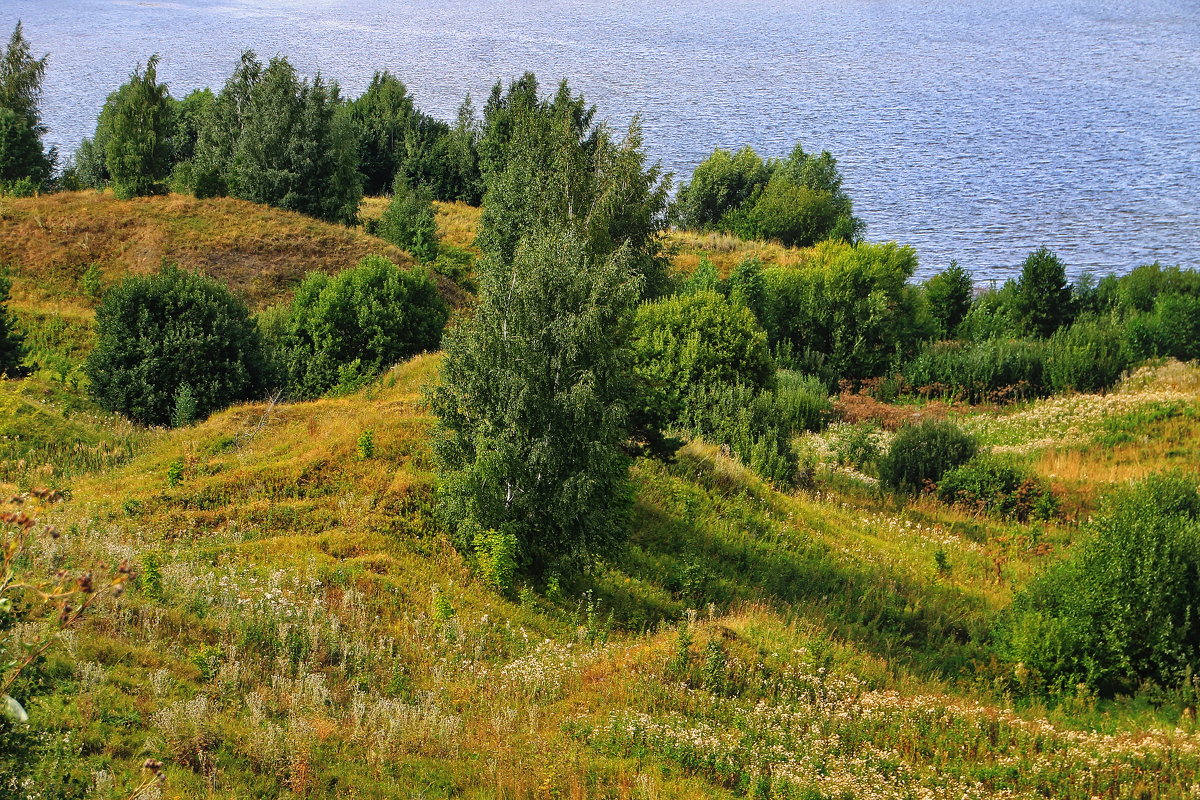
[6,355,1200,798]
[5,192,1200,798]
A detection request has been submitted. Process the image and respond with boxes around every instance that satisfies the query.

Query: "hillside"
[5,357,1200,798]
[0,192,423,313]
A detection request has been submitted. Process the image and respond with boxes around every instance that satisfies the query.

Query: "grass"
[6,351,1200,799]
[5,193,1200,798]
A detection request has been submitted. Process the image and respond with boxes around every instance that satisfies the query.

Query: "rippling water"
[5,0,1198,281]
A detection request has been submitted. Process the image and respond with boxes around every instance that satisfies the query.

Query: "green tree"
[630,290,774,421]
[672,146,770,229]
[273,255,448,399]
[190,52,361,224]
[105,55,174,199]
[85,264,267,426]
[925,260,974,338]
[349,71,416,196]
[0,22,51,187]
[429,231,640,574]
[763,240,929,379]
[0,274,25,375]
[377,179,439,262]
[476,77,670,299]
[1014,247,1074,338]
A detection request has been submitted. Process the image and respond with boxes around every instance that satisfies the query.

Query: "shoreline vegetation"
[3,23,1200,800]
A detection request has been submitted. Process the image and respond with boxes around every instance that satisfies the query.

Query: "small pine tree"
[105,55,173,199]
[925,260,974,338]
[1014,247,1074,338]
[0,23,51,187]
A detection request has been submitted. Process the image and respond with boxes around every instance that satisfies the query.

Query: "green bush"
[1126,294,1200,362]
[774,370,832,433]
[679,383,796,486]
[1044,315,1133,393]
[1000,472,1200,696]
[937,454,1057,521]
[1014,247,1074,338]
[903,337,1048,403]
[84,264,267,426]
[925,261,973,338]
[763,240,929,380]
[631,290,774,421]
[829,421,886,473]
[377,180,440,263]
[274,255,448,399]
[878,419,976,494]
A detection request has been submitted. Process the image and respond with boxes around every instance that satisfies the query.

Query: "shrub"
[671,146,770,229]
[878,419,976,494]
[902,337,1048,403]
[774,370,831,433]
[84,264,267,426]
[631,291,774,421]
[1000,472,1200,695]
[679,383,796,486]
[763,240,929,380]
[275,255,448,399]
[925,261,973,338]
[829,421,886,473]
[937,454,1057,521]
[377,180,440,262]
[1126,294,1200,362]
[1044,315,1132,393]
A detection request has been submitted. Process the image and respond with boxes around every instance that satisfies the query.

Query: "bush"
[377,180,440,262]
[1126,294,1200,362]
[775,370,832,433]
[1000,472,1200,695]
[1014,247,1074,338]
[878,419,976,494]
[903,338,1048,403]
[679,383,797,486]
[937,454,1057,521]
[1044,315,1133,393]
[763,240,929,380]
[274,255,448,399]
[925,261,973,338]
[631,290,774,421]
[84,264,267,426]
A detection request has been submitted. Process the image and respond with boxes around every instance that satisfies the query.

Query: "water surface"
[5,0,1198,281]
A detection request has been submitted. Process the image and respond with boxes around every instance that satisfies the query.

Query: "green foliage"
[356,429,375,460]
[1115,262,1200,314]
[475,75,671,299]
[1044,315,1132,393]
[829,421,885,472]
[84,264,268,426]
[1014,247,1074,338]
[925,261,974,338]
[673,142,861,247]
[1126,293,1200,362]
[138,552,163,600]
[678,383,797,485]
[0,274,25,376]
[878,419,976,495]
[272,255,447,399]
[0,22,51,187]
[105,54,173,198]
[1001,472,1200,695]
[430,230,640,574]
[630,291,774,421]
[170,382,197,428]
[774,370,831,433]
[472,527,519,595]
[166,456,185,488]
[763,240,927,379]
[79,263,103,302]
[955,284,1023,342]
[377,179,439,262]
[936,454,1057,521]
[191,52,361,225]
[903,338,1048,403]
[725,256,767,322]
